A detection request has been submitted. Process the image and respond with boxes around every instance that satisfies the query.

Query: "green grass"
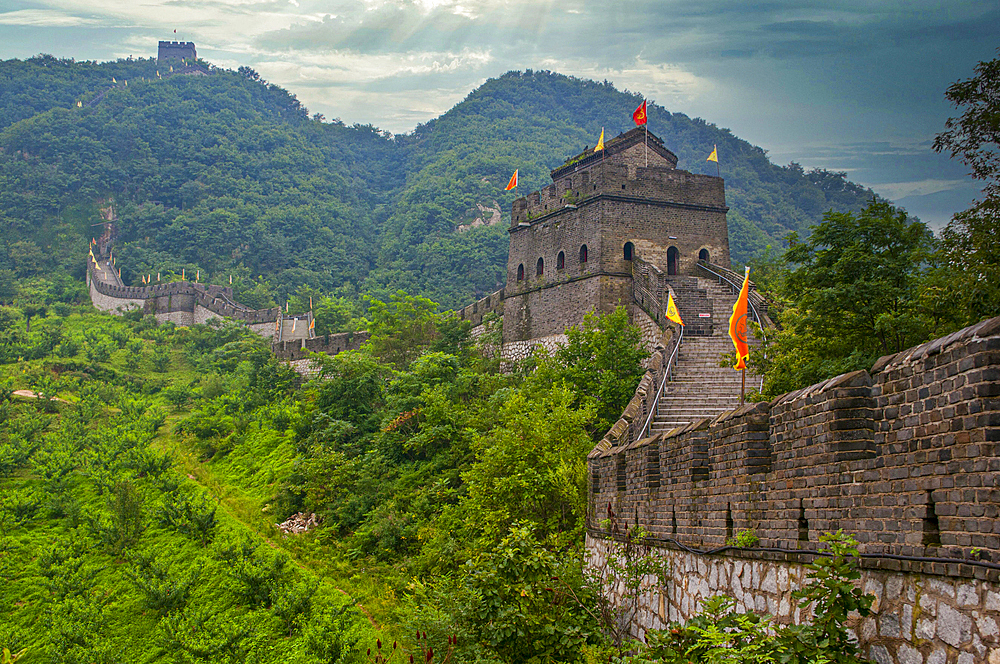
[0,308,395,662]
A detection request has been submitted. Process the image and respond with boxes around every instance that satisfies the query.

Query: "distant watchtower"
[158,41,197,62]
[502,128,730,349]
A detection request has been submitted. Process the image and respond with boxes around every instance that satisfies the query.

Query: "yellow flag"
[707,145,718,163]
[76,101,82,107]
[665,293,683,326]
[595,128,605,152]
[112,77,116,83]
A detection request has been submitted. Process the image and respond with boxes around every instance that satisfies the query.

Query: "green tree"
[543,307,648,436]
[757,200,935,396]
[365,291,440,368]
[463,385,595,546]
[932,50,1000,328]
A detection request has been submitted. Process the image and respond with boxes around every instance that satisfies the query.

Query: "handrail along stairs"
[639,324,684,439]
[696,260,767,392]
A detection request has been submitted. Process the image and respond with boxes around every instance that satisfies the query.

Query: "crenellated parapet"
[589,314,1000,566]
[271,331,372,361]
[456,288,505,328]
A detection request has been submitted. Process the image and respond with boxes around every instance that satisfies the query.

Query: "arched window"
[517,264,524,281]
[557,251,565,270]
[536,257,544,277]
[667,246,679,275]
[624,242,635,261]
[699,248,710,263]
[580,245,588,263]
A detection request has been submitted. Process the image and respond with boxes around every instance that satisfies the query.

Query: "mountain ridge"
[0,57,880,311]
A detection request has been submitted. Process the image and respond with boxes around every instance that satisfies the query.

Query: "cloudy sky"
[0,0,996,228]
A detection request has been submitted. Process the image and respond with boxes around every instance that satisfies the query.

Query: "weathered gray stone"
[939,603,974,647]
[869,644,893,664]
[758,569,775,594]
[881,612,902,638]
[957,652,974,664]
[861,616,878,641]
[958,583,980,607]
[987,591,1000,612]
[980,616,999,639]
[866,578,885,613]
[897,644,923,664]
[916,617,937,640]
[928,578,956,599]
[920,593,938,617]
[927,648,947,664]
[887,576,904,601]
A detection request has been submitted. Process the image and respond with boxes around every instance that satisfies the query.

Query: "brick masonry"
[86,260,313,341]
[587,314,1000,663]
[502,129,729,347]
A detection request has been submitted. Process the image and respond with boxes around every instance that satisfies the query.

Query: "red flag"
[633,100,647,126]
[504,169,518,191]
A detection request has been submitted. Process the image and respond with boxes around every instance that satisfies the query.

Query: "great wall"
[87,127,1000,663]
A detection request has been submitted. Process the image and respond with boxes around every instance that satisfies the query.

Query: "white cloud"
[254,47,492,86]
[0,9,101,26]
[537,56,708,101]
[873,179,971,201]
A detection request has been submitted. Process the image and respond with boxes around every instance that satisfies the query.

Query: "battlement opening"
[923,491,942,547]
[646,444,660,490]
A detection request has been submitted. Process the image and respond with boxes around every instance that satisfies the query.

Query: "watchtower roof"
[550,128,678,181]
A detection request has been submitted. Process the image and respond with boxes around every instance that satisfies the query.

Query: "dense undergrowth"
[0,291,879,663]
[0,279,656,662]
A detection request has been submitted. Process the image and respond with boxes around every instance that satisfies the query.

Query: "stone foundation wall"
[587,315,1000,664]
[500,333,569,364]
[587,535,1000,664]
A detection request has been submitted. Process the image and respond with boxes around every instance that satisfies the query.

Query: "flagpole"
[644,125,648,167]
[740,368,746,406]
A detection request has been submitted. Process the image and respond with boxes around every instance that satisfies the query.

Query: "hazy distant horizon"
[1,0,995,228]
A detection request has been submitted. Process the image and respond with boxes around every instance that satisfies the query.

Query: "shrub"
[627,531,875,664]
[271,578,318,636]
[89,480,146,556]
[726,528,760,548]
[157,491,218,546]
[214,536,288,607]
[125,551,200,614]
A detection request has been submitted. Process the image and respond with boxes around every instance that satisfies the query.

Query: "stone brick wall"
[87,261,281,330]
[271,331,372,361]
[587,315,1000,663]
[457,288,505,328]
[587,535,1000,664]
[502,129,728,348]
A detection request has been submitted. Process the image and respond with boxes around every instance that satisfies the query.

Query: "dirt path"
[12,389,70,404]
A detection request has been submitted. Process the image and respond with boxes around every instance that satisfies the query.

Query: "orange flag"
[665,292,683,326]
[728,266,751,370]
[504,169,518,191]
[633,100,647,126]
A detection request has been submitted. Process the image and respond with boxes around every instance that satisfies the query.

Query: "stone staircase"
[648,276,762,435]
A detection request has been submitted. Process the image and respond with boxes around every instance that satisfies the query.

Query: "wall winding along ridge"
[588,315,1000,663]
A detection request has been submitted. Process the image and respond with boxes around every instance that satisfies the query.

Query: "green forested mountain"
[0,56,878,311]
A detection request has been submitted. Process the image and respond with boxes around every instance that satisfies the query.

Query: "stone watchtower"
[158,41,197,61]
[502,128,730,352]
